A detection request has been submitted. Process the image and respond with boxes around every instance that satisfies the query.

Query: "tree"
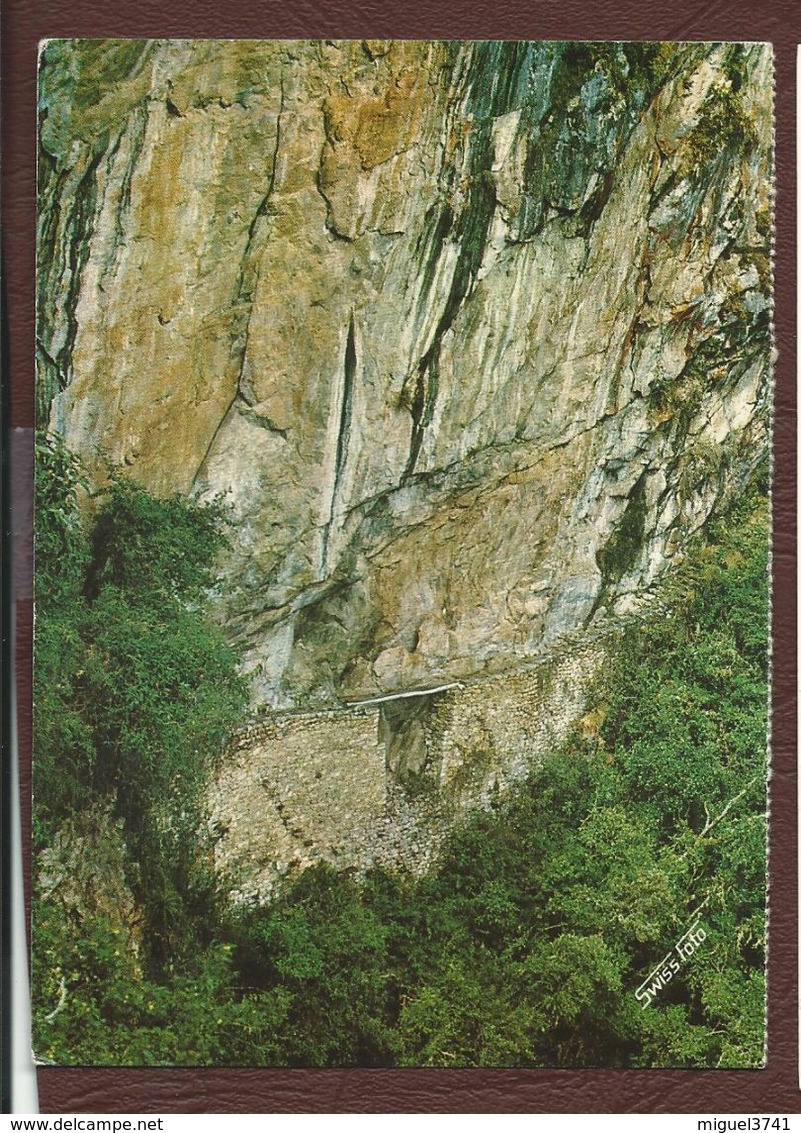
[33,434,249,963]
[33,438,768,1067]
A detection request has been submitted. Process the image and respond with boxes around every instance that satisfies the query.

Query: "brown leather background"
[4,0,797,1113]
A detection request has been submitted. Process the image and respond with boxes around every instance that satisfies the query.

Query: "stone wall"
[37,41,772,900]
[209,637,607,901]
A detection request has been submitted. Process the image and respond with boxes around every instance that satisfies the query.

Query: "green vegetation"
[596,472,649,586]
[33,438,768,1068]
[33,433,249,973]
[683,76,758,183]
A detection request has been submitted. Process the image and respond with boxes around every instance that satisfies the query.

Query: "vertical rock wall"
[38,40,772,711]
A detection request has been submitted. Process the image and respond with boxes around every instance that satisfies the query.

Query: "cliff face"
[38,40,772,709]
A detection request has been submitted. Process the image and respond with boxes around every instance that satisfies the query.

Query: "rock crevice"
[37,39,772,711]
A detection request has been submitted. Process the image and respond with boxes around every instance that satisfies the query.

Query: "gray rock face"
[38,40,773,711]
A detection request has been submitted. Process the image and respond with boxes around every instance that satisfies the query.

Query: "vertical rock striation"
[38,40,773,711]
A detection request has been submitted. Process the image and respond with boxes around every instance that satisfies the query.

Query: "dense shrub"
[33,434,249,967]
[33,439,768,1068]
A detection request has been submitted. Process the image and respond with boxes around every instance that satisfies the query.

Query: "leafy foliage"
[34,431,90,606]
[86,475,230,605]
[32,442,768,1068]
[33,433,248,965]
[32,897,291,1066]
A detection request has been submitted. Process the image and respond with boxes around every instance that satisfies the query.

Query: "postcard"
[32,39,772,1069]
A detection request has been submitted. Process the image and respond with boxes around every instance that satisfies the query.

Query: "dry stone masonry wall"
[37,40,772,890]
[210,638,607,899]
